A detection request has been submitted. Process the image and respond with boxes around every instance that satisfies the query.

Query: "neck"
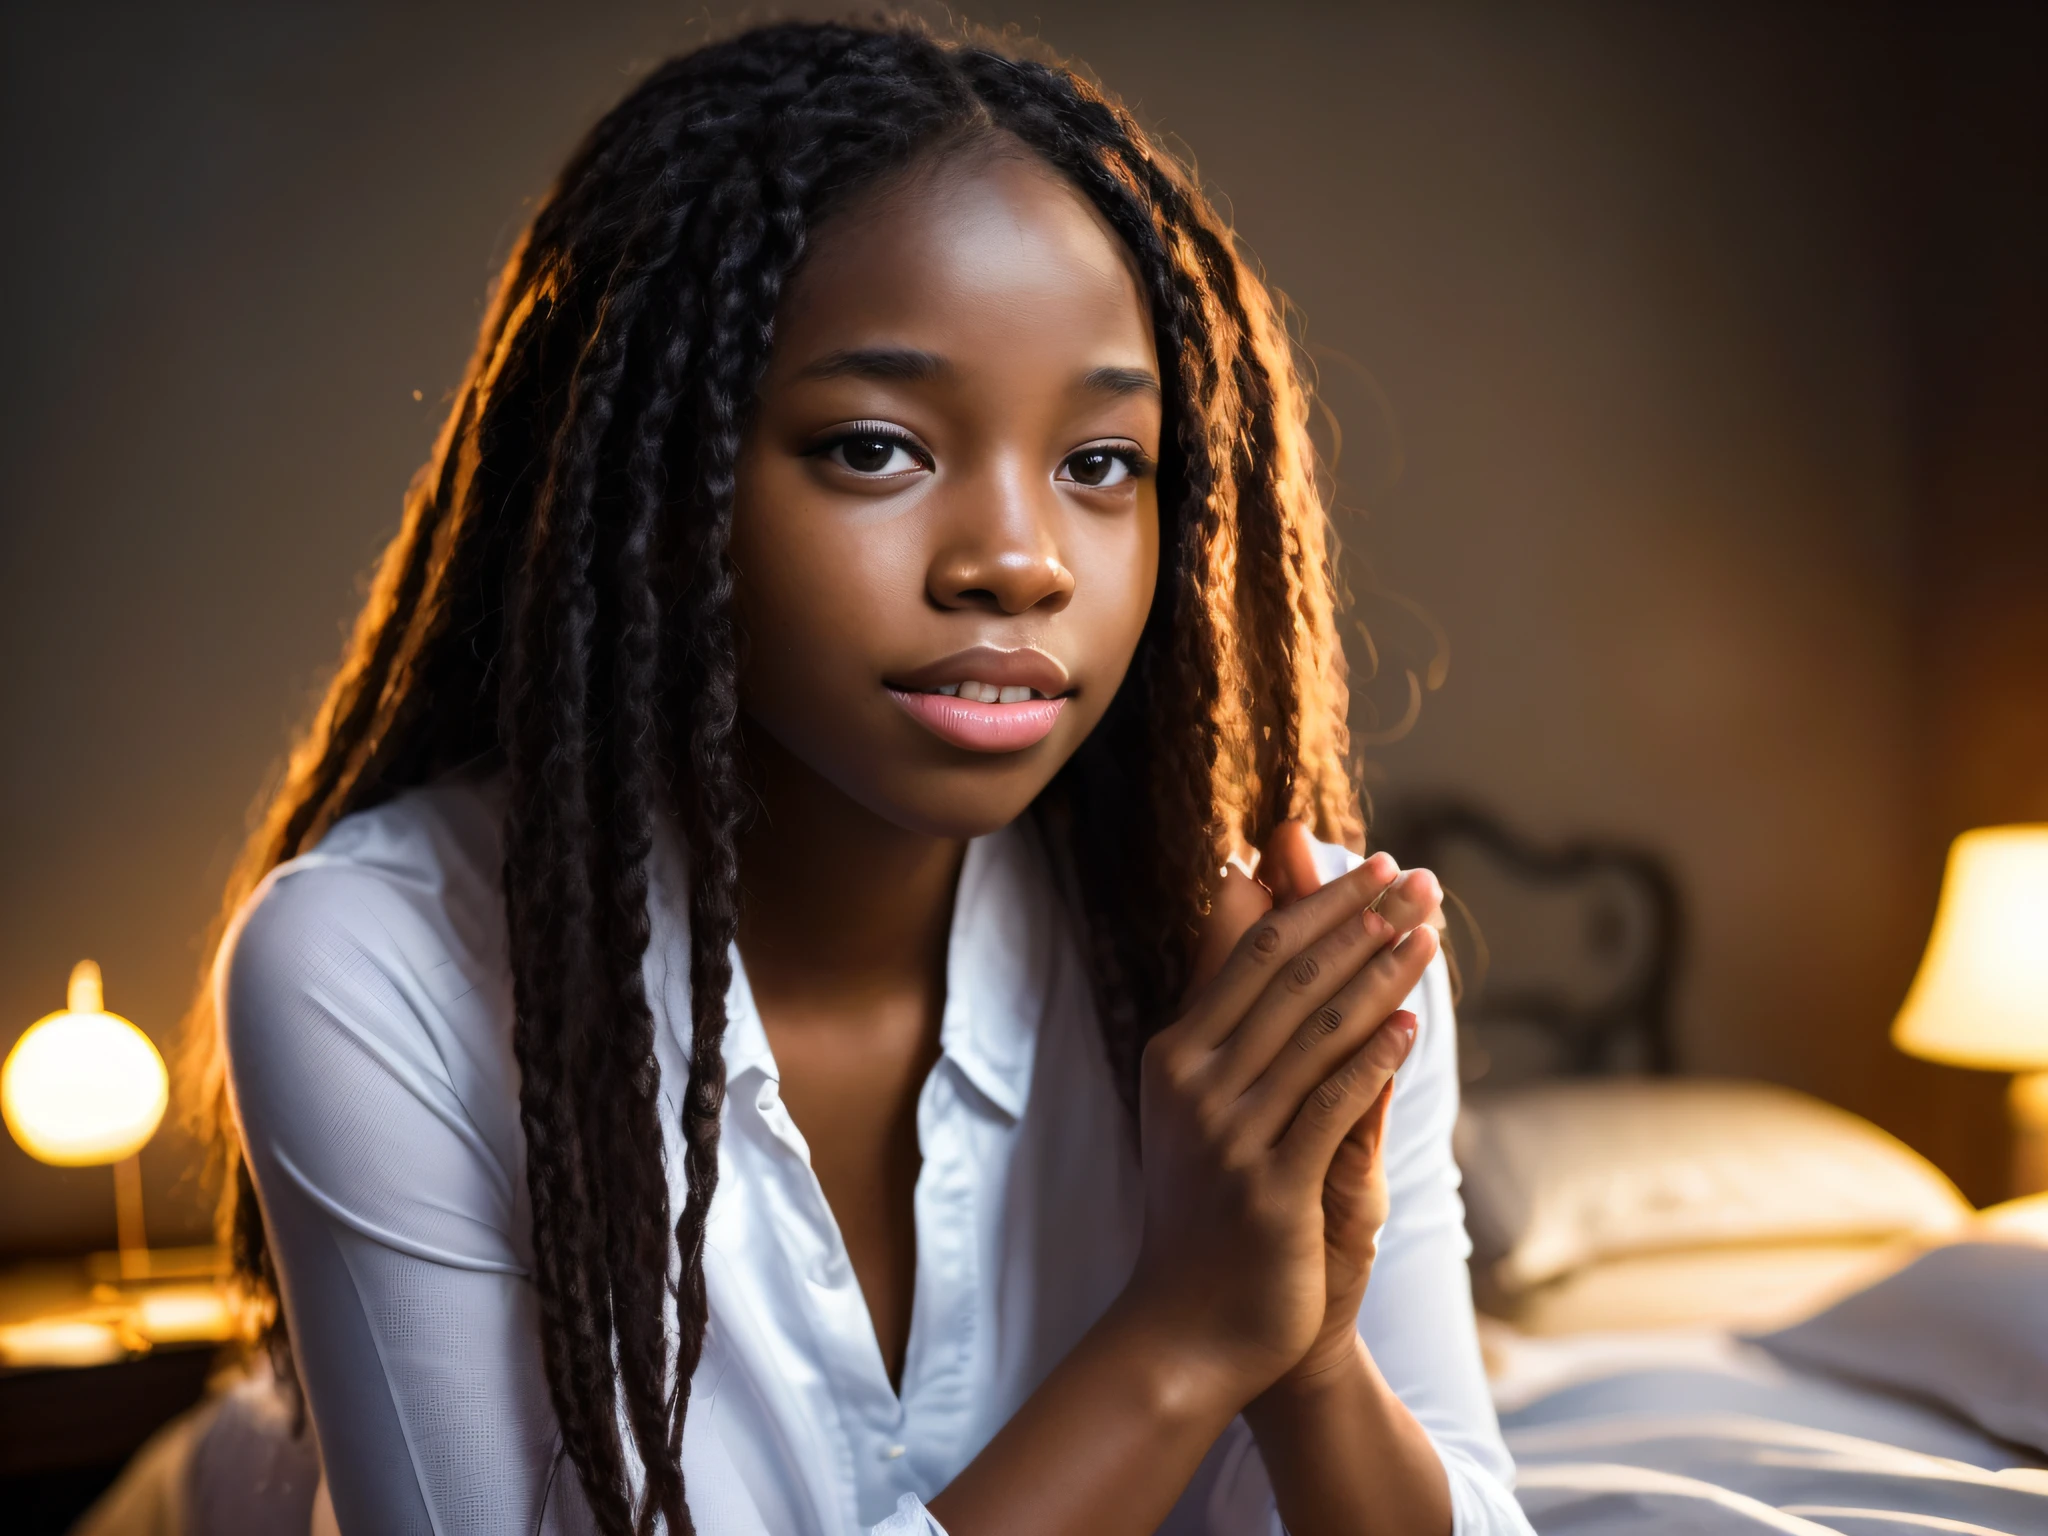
[733,725,965,1018]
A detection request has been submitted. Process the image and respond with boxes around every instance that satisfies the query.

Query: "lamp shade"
[1,960,167,1166]
[1893,826,2048,1071]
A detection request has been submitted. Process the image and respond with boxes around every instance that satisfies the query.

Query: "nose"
[926,464,1076,616]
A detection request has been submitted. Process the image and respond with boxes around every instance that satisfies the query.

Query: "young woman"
[199,20,1531,1536]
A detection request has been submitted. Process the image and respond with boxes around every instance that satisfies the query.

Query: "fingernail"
[1370,1013,1417,1064]
[1398,919,1438,951]
[1362,910,1391,940]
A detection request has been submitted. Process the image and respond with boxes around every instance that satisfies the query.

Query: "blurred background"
[1,0,2042,1268]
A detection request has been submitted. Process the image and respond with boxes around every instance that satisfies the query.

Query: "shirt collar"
[648,818,1054,1121]
[934,820,1053,1121]
[718,948,778,1085]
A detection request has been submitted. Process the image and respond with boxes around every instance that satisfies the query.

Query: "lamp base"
[2011,1071,2048,1198]
[84,1243,226,1288]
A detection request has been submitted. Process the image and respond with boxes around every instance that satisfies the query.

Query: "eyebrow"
[795,347,949,383]
[1081,365,1162,399]
[794,348,1161,401]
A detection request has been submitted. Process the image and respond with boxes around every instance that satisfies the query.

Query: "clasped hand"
[1123,825,1443,1406]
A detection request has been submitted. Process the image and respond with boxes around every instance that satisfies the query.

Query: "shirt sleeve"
[1361,952,1534,1534]
[221,861,574,1536]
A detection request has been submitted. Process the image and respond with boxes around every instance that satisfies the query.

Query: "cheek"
[728,460,922,718]
[1073,486,1161,672]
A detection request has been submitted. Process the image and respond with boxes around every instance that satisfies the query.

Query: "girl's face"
[731,149,1162,840]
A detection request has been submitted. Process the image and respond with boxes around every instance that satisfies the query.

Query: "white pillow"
[1454,1078,1969,1294]
[1981,1191,2048,1242]
[1480,1238,1913,1336]
[1753,1236,2048,1456]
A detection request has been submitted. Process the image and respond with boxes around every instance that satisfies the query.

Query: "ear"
[1257,819,1323,909]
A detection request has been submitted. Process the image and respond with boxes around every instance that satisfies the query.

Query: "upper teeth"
[936,681,1041,704]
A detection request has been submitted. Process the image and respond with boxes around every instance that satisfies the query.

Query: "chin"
[850,763,1063,843]
[747,692,1092,843]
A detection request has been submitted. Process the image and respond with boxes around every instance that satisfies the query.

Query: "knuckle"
[1247,919,1286,960]
[1372,938,1419,980]
[1292,1003,1345,1053]
[1287,952,1321,990]
[1311,1063,1358,1115]
[1167,1058,1210,1102]
[1215,1128,1262,1176]
[1192,1086,1237,1140]
[1142,1036,1195,1092]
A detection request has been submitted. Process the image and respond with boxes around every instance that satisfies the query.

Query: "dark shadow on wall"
[1899,1,2048,1201]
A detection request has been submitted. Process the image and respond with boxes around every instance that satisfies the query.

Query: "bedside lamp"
[1893,826,2048,1196]
[2,960,168,1279]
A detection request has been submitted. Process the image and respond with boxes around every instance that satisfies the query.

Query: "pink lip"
[888,689,1068,753]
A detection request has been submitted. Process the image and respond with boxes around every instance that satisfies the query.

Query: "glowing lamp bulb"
[2,960,167,1167]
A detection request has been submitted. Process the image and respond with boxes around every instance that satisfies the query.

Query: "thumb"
[1257,819,1323,909]
[1186,857,1273,1002]
[1342,1012,1414,1155]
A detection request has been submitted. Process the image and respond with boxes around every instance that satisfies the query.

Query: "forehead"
[770,148,1156,372]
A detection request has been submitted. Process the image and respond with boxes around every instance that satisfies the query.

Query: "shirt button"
[881,1443,907,1461]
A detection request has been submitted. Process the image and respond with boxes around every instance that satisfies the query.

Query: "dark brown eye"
[1062,448,1131,488]
[836,435,910,474]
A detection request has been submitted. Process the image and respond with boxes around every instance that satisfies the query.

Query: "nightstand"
[0,1247,235,1533]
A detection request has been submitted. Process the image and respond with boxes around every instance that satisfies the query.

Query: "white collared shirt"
[222,769,1531,1535]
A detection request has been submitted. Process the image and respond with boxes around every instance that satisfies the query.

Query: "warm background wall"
[2,1,2042,1254]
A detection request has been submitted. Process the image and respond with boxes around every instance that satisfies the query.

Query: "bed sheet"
[1489,1325,2048,1534]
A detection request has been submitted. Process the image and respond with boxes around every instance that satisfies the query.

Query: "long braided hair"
[186,19,1358,1533]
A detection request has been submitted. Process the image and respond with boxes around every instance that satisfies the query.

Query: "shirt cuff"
[1442,1442,1538,1535]
[870,1492,949,1536]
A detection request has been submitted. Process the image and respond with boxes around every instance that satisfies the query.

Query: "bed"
[1390,803,2048,1534]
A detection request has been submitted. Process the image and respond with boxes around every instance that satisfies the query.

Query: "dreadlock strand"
[592,200,708,1536]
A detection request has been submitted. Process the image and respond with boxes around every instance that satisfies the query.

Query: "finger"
[1178,852,1399,1048]
[1325,1073,1397,1203]
[1257,820,1323,909]
[1186,861,1274,1001]
[1188,820,1329,999]
[1348,1066,1397,1158]
[1365,866,1441,938]
[1209,864,1438,1095]
[1247,923,1438,1146]
[1208,900,1399,1097]
[1321,1073,1398,1232]
[1281,1007,1420,1172]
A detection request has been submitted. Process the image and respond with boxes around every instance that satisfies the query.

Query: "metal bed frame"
[1372,802,1684,1085]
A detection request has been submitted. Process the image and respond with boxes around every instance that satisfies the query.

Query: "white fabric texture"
[1753,1238,2048,1459]
[221,769,1530,1535]
[1491,1311,2048,1533]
